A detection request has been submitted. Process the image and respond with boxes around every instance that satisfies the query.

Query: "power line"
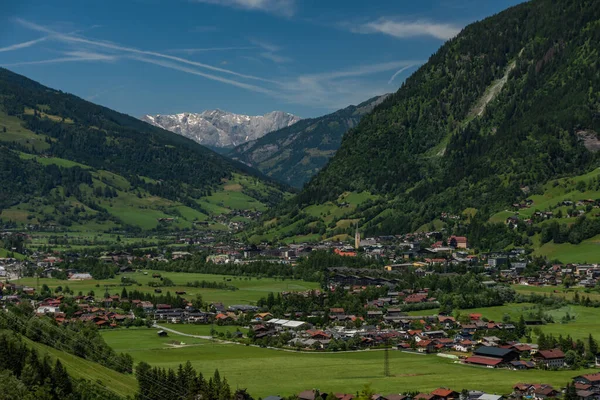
[383,346,390,377]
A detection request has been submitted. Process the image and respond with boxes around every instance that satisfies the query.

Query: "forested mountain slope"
[250,0,600,247]
[229,95,388,188]
[0,68,289,232]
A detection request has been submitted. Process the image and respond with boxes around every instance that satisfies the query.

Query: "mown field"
[14,271,319,305]
[20,334,137,398]
[102,327,597,398]
[408,302,600,341]
[512,284,600,302]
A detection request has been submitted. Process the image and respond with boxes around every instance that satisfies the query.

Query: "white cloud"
[193,0,295,17]
[279,60,423,109]
[249,39,281,53]
[12,19,422,111]
[352,18,461,40]
[249,39,291,63]
[388,65,417,84]
[168,47,255,54]
[128,55,278,96]
[1,51,117,67]
[259,52,291,63]
[0,37,47,53]
[16,19,277,84]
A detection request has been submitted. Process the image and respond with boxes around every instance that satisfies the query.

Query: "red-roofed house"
[416,340,436,353]
[431,388,459,400]
[448,236,468,249]
[464,356,502,368]
[534,349,565,369]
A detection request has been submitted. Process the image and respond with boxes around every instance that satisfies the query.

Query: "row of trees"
[135,362,253,400]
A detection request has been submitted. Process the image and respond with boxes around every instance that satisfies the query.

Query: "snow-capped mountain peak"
[141,109,300,149]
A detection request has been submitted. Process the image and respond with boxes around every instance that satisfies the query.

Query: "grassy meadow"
[102,327,597,398]
[14,271,319,305]
[21,334,137,398]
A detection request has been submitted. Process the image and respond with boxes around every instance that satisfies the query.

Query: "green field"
[21,334,137,398]
[533,234,600,263]
[512,284,600,302]
[155,324,248,337]
[14,271,319,305]
[102,328,597,398]
[407,302,600,341]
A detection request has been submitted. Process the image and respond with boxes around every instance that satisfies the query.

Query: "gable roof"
[536,349,565,359]
[473,346,514,358]
[577,373,600,383]
[431,388,457,398]
[464,356,502,366]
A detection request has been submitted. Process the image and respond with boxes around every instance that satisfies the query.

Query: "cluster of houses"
[506,198,600,228]
[274,378,600,400]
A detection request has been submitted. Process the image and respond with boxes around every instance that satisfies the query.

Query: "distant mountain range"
[229,95,389,188]
[141,110,301,149]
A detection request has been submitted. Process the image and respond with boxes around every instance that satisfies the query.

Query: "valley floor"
[102,322,599,398]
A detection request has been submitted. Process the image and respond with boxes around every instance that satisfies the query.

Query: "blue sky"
[0,0,524,118]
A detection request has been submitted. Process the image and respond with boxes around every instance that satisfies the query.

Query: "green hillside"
[229,95,388,188]
[252,0,600,251]
[0,68,289,232]
[489,167,600,262]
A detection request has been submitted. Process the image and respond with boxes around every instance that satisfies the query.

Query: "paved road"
[153,324,213,340]
[153,324,396,354]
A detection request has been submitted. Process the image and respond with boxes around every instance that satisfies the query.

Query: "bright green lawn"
[533,235,600,263]
[153,324,248,337]
[102,328,597,398]
[14,271,318,305]
[512,285,600,302]
[408,303,600,341]
[21,334,137,398]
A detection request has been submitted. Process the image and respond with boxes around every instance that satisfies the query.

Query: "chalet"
[510,361,536,370]
[448,236,468,249]
[576,391,596,400]
[69,273,93,281]
[416,340,436,353]
[464,356,503,368]
[454,340,474,353]
[533,386,559,399]
[473,346,519,362]
[534,349,565,369]
[298,390,327,400]
[414,394,435,400]
[574,373,600,387]
[255,312,273,321]
[431,388,459,400]
[334,394,355,400]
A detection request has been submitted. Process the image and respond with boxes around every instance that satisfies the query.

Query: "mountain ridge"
[0,68,290,232]
[247,0,600,250]
[229,94,389,188]
[141,109,301,149]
